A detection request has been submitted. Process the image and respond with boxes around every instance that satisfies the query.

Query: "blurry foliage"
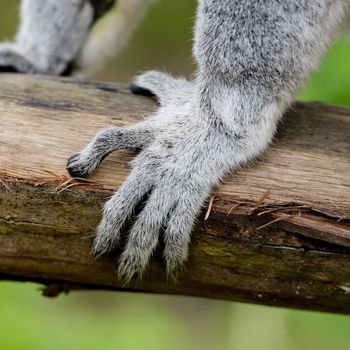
[0,1,350,350]
[298,38,350,105]
[98,0,197,81]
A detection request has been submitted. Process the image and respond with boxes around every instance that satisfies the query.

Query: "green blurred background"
[1,1,350,349]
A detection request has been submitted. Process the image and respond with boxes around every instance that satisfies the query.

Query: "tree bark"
[0,73,350,313]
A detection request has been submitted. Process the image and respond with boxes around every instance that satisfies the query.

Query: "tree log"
[0,73,350,313]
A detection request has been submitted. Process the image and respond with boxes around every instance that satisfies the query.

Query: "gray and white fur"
[0,0,154,75]
[2,0,349,281]
[0,0,94,74]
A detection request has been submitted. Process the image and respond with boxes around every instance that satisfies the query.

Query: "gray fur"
[2,0,349,280]
[0,0,155,76]
[0,0,94,74]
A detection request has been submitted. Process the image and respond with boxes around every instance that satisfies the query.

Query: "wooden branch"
[0,73,350,313]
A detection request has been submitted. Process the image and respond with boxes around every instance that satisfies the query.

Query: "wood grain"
[0,73,350,313]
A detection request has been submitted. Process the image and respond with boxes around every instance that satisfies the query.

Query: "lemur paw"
[68,71,230,281]
[93,158,206,281]
[0,43,36,73]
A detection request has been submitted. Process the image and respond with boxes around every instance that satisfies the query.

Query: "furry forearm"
[195,0,348,109]
[187,0,349,179]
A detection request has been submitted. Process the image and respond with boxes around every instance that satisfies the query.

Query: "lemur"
[0,0,349,281]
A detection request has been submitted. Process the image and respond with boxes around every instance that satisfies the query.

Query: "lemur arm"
[0,0,95,75]
[67,0,349,280]
[0,0,154,76]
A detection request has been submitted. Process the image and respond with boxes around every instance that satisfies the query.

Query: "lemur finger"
[163,191,207,279]
[92,166,154,257]
[117,186,176,281]
[66,124,155,178]
[0,44,36,73]
[130,70,193,106]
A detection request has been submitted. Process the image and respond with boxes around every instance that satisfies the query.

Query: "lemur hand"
[67,71,237,280]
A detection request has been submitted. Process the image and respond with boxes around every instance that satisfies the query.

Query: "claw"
[66,152,104,178]
[0,44,36,73]
[129,83,156,97]
[66,154,85,177]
